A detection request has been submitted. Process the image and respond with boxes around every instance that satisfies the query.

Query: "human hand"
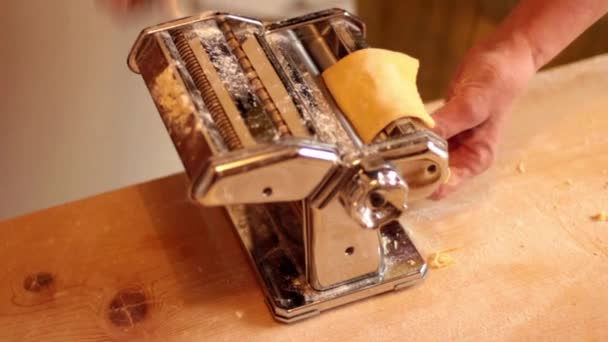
[431,37,536,199]
[430,0,608,199]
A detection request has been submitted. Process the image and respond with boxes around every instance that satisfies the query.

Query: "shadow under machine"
[128,9,448,323]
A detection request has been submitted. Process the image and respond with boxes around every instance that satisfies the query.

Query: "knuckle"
[471,141,496,173]
[460,140,495,175]
[458,94,487,123]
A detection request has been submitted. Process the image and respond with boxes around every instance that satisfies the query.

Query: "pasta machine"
[128,8,449,323]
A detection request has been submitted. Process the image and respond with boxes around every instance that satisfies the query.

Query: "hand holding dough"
[322,48,434,143]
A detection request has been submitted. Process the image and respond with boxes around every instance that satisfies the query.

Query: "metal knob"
[340,158,408,229]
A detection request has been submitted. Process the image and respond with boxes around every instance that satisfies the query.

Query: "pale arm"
[432,0,608,198]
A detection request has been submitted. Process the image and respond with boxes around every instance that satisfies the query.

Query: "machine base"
[226,202,427,323]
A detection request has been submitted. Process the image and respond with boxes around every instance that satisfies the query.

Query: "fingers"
[431,167,469,200]
[432,85,491,140]
[431,118,501,200]
[428,41,536,199]
[432,45,525,140]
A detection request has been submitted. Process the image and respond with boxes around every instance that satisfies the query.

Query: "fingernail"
[445,170,460,187]
[443,167,452,185]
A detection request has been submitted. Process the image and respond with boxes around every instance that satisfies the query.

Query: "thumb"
[430,166,474,200]
[431,92,488,140]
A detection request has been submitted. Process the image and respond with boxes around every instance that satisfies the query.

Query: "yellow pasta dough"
[322,48,434,143]
[428,251,455,269]
[591,211,607,222]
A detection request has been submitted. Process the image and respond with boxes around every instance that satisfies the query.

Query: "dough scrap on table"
[427,250,456,269]
[591,211,607,222]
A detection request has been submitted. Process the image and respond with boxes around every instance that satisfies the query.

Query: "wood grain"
[1,55,608,341]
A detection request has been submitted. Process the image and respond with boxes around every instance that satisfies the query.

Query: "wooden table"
[2,55,607,341]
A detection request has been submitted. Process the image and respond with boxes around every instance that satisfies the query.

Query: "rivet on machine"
[128,8,449,323]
